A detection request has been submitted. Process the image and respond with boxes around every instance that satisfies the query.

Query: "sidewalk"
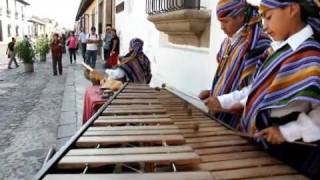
[0,49,105,179]
[56,54,105,148]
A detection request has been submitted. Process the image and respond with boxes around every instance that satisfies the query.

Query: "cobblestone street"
[0,48,97,179]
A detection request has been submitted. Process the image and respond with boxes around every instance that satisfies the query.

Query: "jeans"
[68,48,77,64]
[8,51,18,68]
[103,48,110,68]
[81,43,86,61]
[85,50,97,68]
[52,55,62,75]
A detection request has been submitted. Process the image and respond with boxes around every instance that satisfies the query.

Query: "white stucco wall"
[115,0,260,98]
[0,0,30,43]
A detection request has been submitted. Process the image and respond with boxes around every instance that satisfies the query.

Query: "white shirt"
[86,33,99,51]
[105,68,125,80]
[217,25,320,142]
[78,32,87,43]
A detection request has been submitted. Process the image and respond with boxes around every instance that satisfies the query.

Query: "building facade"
[75,0,114,34]
[75,0,260,101]
[0,0,30,43]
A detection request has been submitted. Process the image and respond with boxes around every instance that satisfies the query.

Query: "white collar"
[271,25,314,52]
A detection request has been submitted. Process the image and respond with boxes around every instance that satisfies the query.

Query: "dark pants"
[8,51,18,68]
[52,56,62,75]
[68,48,77,64]
[81,43,86,61]
[85,50,97,68]
[103,48,110,68]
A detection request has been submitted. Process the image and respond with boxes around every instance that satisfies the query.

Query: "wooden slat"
[191,139,250,149]
[107,105,164,110]
[174,120,221,126]
[210,165,298,179]
[175,123,222,129]
[88,125,179,131]
[44,172,215,180]
[122,89,156,93]
[250,175,309,180]
[98,114,170,119]
[76,135,186,147]
[183,131,235,138]
[117,94,158,99]
[186,136,244,143]
[179,127,228,134]
[103,109,167,115]
[83,129,181,136]
[200,157,282,171]
[94,118,173,126]
[66,145,193,156]
[111,99,161,105]
[201,151,269,163]
[124,87,154,90]
[58,152,201,169]
[195,145,259,155]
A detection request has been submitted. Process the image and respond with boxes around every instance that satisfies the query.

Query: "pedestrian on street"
[103,25,112,68]
[78,28,87,61]
[107,28,120,68]
[6,37,19,69]
[67,31,78,64]
[61,33,67,54]
[85,26,101,68]
[50,33,63,76]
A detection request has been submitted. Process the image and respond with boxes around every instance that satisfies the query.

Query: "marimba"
[36,83,308,180]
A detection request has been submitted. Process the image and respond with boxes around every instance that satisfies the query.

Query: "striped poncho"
[119,38,152,84]
[211,1,271,128]
[242,37,320,134]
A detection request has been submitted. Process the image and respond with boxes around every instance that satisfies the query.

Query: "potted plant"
[15,39,35,72]
[35,37,50,62]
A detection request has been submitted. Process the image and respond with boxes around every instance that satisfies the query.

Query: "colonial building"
[75,0,114,34]
[27,16,45,37]
[0,0,30,43]
[27,16,60,38]
[75,0,260,105]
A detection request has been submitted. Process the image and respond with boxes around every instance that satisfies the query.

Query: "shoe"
[16,65,19,68]
[8,67,12,69]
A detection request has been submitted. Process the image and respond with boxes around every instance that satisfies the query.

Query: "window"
[116,1,124,13]
[21,6,24,19]
[16,26,19,36]
[0,20,3,41]
[91,9,95,28]
[8,24,11,37]
[6,0,9,9]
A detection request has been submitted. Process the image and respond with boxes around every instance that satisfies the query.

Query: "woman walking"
[67,31,78,64]
[50,33,63,76]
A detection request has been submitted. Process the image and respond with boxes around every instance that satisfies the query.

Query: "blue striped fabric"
[241,38,320,134]
[211,1,271,128]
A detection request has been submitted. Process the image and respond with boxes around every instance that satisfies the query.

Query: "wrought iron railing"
[146,0,200,15]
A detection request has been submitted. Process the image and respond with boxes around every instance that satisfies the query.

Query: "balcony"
[7,9,11,18]
[146,0,211,47]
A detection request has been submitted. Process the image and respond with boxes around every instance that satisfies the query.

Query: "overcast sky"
[28,0,81,29]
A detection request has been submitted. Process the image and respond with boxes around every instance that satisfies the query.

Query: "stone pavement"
[0,49,105,179]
